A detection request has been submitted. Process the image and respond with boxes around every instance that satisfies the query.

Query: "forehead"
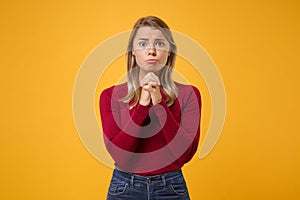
[134,27,166,39]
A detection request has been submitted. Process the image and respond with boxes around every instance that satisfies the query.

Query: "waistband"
[113,167,183,185]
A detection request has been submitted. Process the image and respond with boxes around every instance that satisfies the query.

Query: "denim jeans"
[106,168,190,200]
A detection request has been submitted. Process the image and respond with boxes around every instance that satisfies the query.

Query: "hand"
[140,72,160,87]
[139,87,151,106]
[139,73,162,106]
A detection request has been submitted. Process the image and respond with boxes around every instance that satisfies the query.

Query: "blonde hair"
[122,16,178,107]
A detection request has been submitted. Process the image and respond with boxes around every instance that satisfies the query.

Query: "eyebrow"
[137,37,166,41]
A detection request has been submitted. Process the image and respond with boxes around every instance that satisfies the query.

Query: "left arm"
[150,86,201,164]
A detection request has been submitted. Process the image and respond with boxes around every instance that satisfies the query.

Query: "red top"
[100,82,201,176]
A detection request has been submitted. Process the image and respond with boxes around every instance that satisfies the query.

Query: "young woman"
[100,16,201,200]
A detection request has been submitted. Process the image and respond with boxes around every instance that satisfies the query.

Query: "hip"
[106,168,190,200]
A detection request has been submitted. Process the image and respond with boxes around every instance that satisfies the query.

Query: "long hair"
[122,16,178,107]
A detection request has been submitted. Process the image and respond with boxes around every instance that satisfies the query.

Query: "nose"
[147,46,157,56]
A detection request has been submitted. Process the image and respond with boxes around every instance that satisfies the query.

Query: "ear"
[132,50,135,56]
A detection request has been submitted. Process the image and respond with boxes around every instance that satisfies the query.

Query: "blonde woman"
[100,16,201,200]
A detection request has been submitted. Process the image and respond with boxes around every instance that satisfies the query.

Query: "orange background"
[1,0,299,199]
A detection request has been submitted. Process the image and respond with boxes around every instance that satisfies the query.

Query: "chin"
[144,65,164,71]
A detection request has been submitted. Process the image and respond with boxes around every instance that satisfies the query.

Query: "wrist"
[152,97,162,105]
[139,99,150,106]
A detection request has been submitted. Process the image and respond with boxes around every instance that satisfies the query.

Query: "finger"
[153,84,160,90]
[140,79,146,87]
[142,85,151,91]
[148,81,158,88]
[140,75,150,86]
[149,73,160,85]
[140,76,150,86]
[141,77,155,86]
[145,73,160,85]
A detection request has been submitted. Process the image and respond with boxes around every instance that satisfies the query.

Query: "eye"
[138,41,148,47]
[155,41,165,47]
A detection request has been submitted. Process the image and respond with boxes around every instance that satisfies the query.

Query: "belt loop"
[162,175,166,187]
[130,175,134,187]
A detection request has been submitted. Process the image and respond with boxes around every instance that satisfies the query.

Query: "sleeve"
[150,85,202,165]
[99,87,150,165]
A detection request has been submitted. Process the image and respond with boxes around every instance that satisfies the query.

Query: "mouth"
[146,59,158,64]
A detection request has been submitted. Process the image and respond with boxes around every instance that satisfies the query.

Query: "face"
[132,27,170,77]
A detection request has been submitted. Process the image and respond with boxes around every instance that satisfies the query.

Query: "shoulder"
[175,82,201,97]
[174,82,201,108]
[100,83,128,100]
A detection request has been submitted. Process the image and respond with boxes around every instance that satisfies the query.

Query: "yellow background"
[1,0,299,199]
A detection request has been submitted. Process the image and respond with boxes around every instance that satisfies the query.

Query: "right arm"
[100,87,150,165]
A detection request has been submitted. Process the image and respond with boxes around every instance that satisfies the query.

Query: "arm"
[99,87,150,165]
[150,86,201,165]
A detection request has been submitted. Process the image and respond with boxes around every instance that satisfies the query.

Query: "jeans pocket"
[169,176,188,195]
[108,177,129,196]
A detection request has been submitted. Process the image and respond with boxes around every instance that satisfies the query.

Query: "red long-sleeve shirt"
[100,82,201,176]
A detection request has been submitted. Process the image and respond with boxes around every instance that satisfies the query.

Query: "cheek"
[134,51,145,66]
[159,51,170,64]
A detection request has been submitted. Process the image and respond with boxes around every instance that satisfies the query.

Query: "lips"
[146,59,158,64]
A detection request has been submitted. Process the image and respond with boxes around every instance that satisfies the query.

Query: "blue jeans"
[106,168,190,200]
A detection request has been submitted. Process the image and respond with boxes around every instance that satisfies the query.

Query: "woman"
[100,16,201,200]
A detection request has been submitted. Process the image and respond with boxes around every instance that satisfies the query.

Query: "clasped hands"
[139,72,162,106]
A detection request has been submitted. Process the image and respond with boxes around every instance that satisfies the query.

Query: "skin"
[132,27,170,106]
